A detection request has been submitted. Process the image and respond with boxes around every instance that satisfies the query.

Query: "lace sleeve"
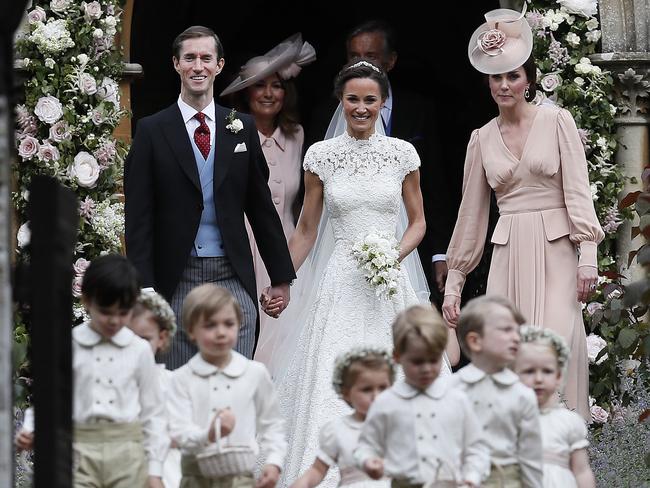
[397,139,420,178]
[303,143,322,179]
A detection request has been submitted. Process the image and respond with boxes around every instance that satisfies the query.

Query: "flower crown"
[137,289,177,337]
[332,346,395,395]
[519,325,570,371]
[346,60,381,73]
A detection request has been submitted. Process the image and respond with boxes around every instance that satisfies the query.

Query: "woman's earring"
[524,86,530,100]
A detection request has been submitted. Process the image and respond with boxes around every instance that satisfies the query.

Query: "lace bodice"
[304,132,420,242]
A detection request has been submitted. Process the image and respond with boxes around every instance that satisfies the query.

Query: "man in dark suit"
[306,20,456,303]
[124,26,295,368]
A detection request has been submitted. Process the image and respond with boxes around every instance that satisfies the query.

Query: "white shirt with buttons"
[448,364,543,488]
[354,377,490,486]
[72,322,168,476]
[167,351,286,469]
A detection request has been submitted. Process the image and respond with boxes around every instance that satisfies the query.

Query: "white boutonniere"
[351,230,401,300]
[226,108,243,134]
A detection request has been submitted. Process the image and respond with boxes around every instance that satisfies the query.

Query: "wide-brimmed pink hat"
[467,5,533,74]
[220,33,316,96]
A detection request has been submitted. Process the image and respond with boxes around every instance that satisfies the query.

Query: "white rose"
[28,7,46,23]
[590,404,609,424]
[557,0,597,18]
[78,73,97,95]
[229,119,243,133]
[22,58,30,67]
[585,18,599,31]
[50,0,72,13]
[540,73,562,92]
[586,333,608,364]
[34,95,63,124]
[96,77,119,106]
[91,108,105,126]
[70,151,101,188]
[574,76,585,86]
[610,104,617,116]
[621,359,641,375]
[37,141,61,162]
[77,54,89,65]
[565,32,580,47]
[17,222,31,248]
[44,58,55,69]
[93,28,104,39]
[82,1,103,20]
[18,135,40,159]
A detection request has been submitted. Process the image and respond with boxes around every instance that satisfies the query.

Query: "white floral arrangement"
[331,346,395,395]
[225,108,243,133]
[519,325,571,371]
[351,230,401,300]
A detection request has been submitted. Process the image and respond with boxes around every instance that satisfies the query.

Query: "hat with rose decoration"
[220,33,316,96]
[468,3,533,74]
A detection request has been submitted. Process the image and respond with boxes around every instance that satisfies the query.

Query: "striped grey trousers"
[159,256,257,369]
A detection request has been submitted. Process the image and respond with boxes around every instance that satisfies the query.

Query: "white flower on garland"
[586,333,608,364]
[34,95,63,124]
[585,18,599,31]
[29,18,74,55]
[565,32,580,47]
[575,57,601,76]
[70,151,101,188]
[557,0,597,18]
[17,222,31,248]
[73,257,90,276]
[585,30,601,43]
[28,7,47,24]
[18,135,40,160]
[96,77,120,106]
[102,16,117,37]
[78,72,98,95]
[90,200,124,250]
[50,0,72,14]
[351,230,401,300]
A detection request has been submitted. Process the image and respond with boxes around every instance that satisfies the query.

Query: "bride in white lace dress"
[258,59,451,487]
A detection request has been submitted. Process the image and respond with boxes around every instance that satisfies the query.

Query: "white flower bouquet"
[351,230,401,300]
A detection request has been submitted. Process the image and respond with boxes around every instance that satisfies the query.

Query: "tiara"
[346,60,381,73]
[519,325,570,371]
[332,346,395,395]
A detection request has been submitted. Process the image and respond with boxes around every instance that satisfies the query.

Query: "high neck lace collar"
[342,131,381,145]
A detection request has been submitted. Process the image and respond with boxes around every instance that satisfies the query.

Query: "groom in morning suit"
[125,26,295,368]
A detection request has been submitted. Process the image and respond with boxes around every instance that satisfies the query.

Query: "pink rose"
[72,276,83,298]
[590,404,609,424]
[37,141,61,162]
[73,257,90,276]
[585,301,603,316]
[540,73,562,92]
[27,7,46,23]
[18,136,40,160]
[90,108,105,126]
[478,28,506,54]
[49,120,71,143]
[78,73,97,95]
[82,1,103,20]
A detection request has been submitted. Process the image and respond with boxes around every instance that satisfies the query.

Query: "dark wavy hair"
[333,58,389,101]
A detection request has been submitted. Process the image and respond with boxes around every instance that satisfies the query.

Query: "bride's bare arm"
[289,171,324,271]
[399,169,426,262]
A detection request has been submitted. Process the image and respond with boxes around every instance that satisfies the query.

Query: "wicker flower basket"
[196,417,256,478]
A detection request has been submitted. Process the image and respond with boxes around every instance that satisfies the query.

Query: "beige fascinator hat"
[220,33,316,96]
[467,4,533,75]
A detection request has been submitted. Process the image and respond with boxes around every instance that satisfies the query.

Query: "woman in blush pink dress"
[441,7,604,420]
[220,33,315,358]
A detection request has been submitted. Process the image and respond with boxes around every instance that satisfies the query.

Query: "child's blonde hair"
[332,346,395,407]
[132,289,177,352]
[182,284,243,333]
[392,304,448,357]
[519,325,570,373]
[457,295,525,357]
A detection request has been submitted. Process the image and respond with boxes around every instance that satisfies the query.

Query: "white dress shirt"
[167,351,286,469]
[72,323,168,476]
[448,364,543,488]
[355,377,490,486]
[177,96,216,147]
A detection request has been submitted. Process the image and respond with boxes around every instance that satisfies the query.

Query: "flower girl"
[514,326,596,488]
[291,346,394,488]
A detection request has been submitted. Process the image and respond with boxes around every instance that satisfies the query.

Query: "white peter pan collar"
[341,413,363,430]
[72,322,135,347]
[457,363,519,386]
[188,350,249,378]
[391,377,449,400]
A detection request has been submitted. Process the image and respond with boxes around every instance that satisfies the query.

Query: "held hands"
[260,283,291,318]
[208,408,236,442]
[577,266,598,303]
[441,295,461,327]
[363,458,385,480]
[256,464,281,488]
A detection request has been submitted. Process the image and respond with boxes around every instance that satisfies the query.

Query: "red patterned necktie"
[194,112,211,159]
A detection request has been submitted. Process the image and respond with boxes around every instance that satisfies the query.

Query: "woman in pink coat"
[442,7,603,420]
[221,34,315,357]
